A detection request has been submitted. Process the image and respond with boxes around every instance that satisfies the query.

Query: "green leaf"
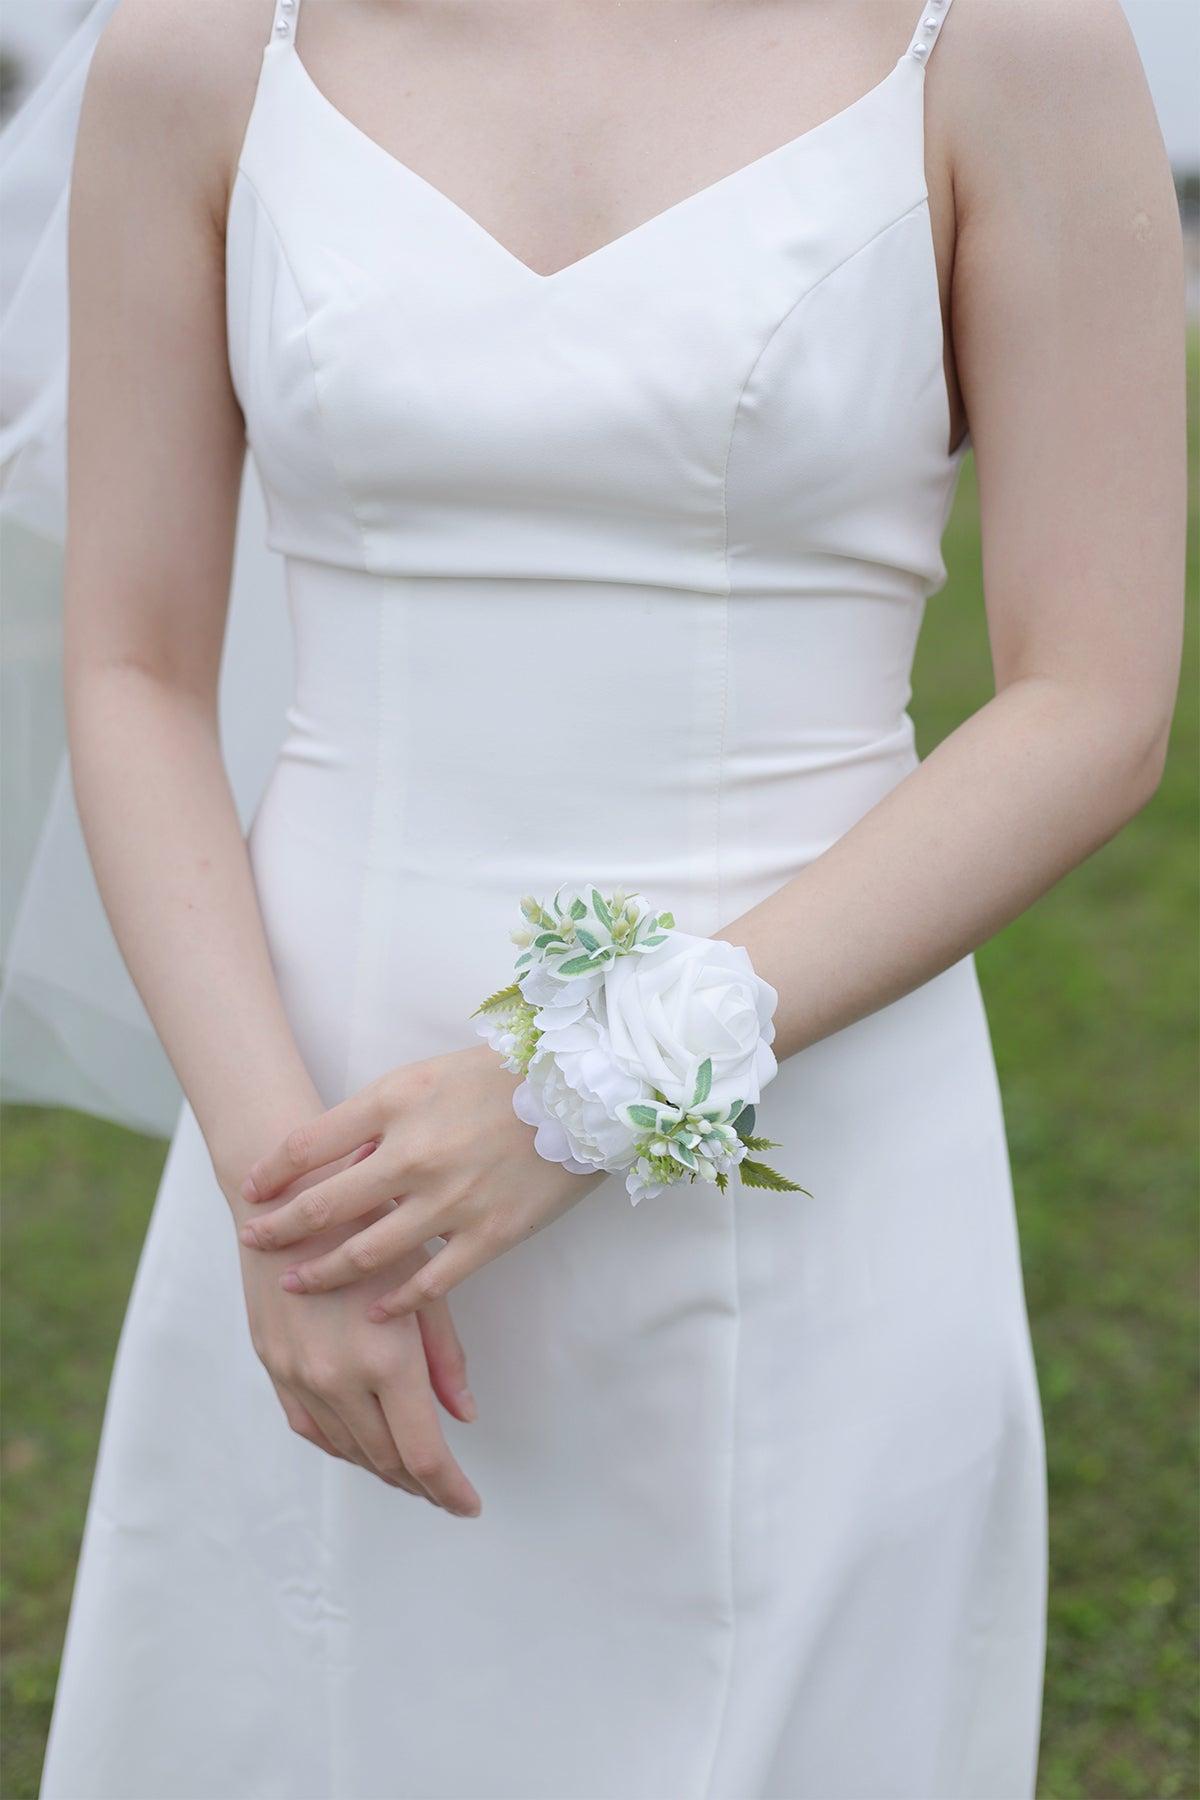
[715,1171,729,1192]
[533,931,564,949]
[739,1135,781,1152]
[592,889,614,929]
[734,1105,756,1139]
[670,1141,698,1170]
[737,1159,811,1194]
[513,952,533,969]
[657,911,676,929]
[556,953,598,976]
[575,927,601,953]
[470,982,522,1017]
[691,1057,712,1107]
[641,933,667,947]
[624,1104,661,1130]
[569,896,587,920]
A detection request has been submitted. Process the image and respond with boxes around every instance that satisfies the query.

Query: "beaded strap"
[907,0,956,66]
[271,0,301,46]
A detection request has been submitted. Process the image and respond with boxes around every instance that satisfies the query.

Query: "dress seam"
[718,192,928,515]
[231,166,374,574]
[694,198,927,1800]
[700,270,738,1800]
[321,587,389,1800]
[231,163,374,1800]
[696,1106,743,1800]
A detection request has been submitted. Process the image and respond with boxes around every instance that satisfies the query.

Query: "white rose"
[599,932,778,1112]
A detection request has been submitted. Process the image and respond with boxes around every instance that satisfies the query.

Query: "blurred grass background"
[2,333,1197,1799]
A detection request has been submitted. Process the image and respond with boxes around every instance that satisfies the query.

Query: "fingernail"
[241,1175,257,1201]
[239,1225,259,1248]
[366,1304,390,1323]
[458,1388,477,1421]
[279,1270,305,1292]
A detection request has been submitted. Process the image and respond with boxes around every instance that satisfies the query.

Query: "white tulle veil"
[1,0,294,1137]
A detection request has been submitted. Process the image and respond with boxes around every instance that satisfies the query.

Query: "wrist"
[205,1083,326,1217]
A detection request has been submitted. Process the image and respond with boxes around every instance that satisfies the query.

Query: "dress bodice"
[224,0,967,596]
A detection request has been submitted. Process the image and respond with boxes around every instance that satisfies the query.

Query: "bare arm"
[717,0,1187,1053]
[62,0,481,1512]
[63,0,318,1188]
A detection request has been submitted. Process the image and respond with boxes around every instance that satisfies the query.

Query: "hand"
[235,1044,607,1321]
[228,1142,483,1517]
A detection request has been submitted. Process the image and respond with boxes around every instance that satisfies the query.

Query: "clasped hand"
[238,1043,606,1320]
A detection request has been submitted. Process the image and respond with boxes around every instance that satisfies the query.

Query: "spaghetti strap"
[270,0,302,47]
[906,0,956,65]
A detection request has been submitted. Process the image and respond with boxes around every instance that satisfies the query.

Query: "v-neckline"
[274,42,918,286]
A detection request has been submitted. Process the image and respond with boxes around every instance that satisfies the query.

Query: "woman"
[11,0,1185,1795]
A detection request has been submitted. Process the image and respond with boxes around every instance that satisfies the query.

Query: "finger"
[366,1232,501,1323]
[241,1091,384,1203]
[273,1381,351,1464]
[274,1203,442,1294]
[375,1371,482,1518]
[290,1389,368,1469]
[300,1389,420,1495]
[240,1157,405,1253]
[336,1389,430,1499]
[418,1298,477,1422]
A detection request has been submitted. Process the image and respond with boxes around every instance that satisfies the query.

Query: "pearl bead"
[922,15,939,29]
[911,40,929,58]
[274,18,290,34]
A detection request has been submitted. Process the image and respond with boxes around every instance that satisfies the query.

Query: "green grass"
[3,339,1197,1798]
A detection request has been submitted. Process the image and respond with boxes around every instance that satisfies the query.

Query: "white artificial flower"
[474,1012,522,1071]
[625,1157,673,1206]
[513,882,670,997]
[511,1008,649,1175]
[518,961,606,1009]
[478,896,798,1206]
[601,931,778,1112]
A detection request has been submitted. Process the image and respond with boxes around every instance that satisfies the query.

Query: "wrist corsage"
[471,883,810,1205]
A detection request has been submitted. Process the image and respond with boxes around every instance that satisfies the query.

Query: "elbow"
[1114,709,1174,822]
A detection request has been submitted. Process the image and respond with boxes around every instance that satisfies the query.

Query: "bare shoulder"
[78,0,276,225]
[936,0,1177,224]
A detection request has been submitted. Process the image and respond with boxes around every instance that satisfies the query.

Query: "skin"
[65,0,1186,1512]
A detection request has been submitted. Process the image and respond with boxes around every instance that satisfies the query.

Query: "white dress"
[38,0,1048,1794]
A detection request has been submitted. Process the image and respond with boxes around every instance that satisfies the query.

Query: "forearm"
[67,662,320,1194]
[718,674,1169,1060]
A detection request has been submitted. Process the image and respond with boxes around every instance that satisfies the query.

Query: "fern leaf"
[738,1159,812,1195]
[471,982,523,1017]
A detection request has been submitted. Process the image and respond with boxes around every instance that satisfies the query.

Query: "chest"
[225,42,961,589]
